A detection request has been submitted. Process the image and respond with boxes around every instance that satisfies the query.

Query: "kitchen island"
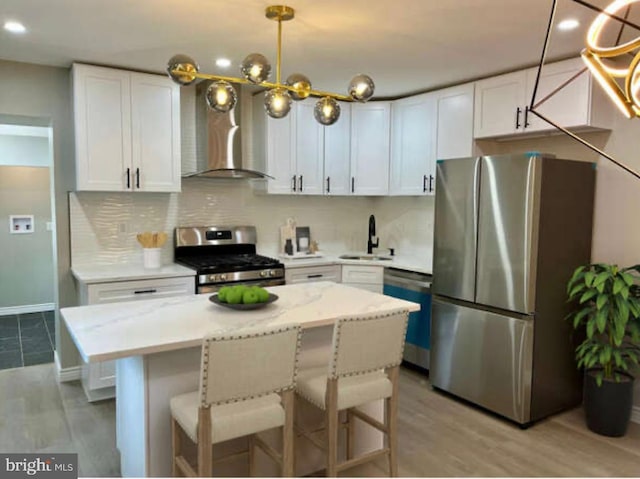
[61,281,419,477]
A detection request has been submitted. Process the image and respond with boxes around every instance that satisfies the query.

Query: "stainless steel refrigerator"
[431,153,595,425]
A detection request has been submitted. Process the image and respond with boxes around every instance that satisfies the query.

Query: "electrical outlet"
[118,222,128,234]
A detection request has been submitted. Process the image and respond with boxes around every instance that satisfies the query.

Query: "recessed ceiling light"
[216,58,231,68]
[558,18,580,31]
[4,21,27,34]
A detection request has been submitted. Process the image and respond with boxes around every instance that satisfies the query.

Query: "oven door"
[198,278,285,294]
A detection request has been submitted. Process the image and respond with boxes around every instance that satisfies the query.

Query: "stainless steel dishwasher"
[383,268,432,370]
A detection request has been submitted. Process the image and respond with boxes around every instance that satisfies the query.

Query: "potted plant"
[566,263,640,437]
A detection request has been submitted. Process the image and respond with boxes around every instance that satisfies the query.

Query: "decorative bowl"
[209,293,278,310]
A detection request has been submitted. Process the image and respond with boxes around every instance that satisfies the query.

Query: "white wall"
[69,181,433,267]
[0,133,50,167]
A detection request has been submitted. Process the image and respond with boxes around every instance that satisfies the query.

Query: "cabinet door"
[295,100,324,195]
[524,57,590,132]
[265,110,296,194]
[390,93,436,195]
[73,64,131,191]
[350,103,391,195]
[324,103,351,195]
[436,83,474,160]
[130,73,182,192]
[474,70,527,139]
[285,265,341,284]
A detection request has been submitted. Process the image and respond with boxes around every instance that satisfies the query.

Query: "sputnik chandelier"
[580,0,640,118]
[166,5,375,126]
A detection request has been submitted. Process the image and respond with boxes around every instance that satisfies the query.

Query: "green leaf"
[585,271,596,287]
[596,294,608,310]
[586,320,595,338]
[579,290,598,304]
[568,266,586,291]
[569,283,586,299]
[592,271,609,288]
[596,372,603,387]
[613,278,625,295]
[621,272,635,286]
[595,309,607,333]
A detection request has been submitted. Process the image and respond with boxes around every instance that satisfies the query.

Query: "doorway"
[0,122,57,370]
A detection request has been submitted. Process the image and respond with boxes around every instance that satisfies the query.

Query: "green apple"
[243,289,259,304]
[217,286,231,303]
[226,288,243,304]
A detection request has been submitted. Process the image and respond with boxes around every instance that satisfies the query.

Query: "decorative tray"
[209,293,278,310]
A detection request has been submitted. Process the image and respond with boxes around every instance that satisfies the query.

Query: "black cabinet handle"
[134,289,157,294]
[423,175,427,193]
[515,107,522,129]
[136,168,140,189]
[524,106,531,128]
[307,274,323,279]
[126,168,131,189]
[326,176,331,193]
[429,174,434,192]
[299,175,303,192]
[292,175,297,192]
[351,177,355,193]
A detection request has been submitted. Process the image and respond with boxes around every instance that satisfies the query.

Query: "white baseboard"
[632,406,640,424]
[55,351,81,382]
[0,303,55,316]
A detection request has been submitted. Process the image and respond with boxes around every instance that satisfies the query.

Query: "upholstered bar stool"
[295,309,409,477]
[170,324,302,477]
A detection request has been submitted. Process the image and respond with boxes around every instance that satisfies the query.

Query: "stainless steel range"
[174,226,284,294]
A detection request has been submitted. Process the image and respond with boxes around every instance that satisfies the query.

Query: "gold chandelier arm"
[171,69,354,102]
[277,16,282,84]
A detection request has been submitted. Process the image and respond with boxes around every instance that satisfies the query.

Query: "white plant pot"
[143,248,162,269]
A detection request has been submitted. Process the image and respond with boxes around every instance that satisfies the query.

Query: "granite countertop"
[61,281,420,363]
[279,253,432,276]
[71,263,196,284]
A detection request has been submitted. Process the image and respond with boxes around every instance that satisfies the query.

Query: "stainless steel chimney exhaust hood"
[185,82,271,179]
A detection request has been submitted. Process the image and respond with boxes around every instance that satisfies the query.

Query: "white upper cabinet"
[73,64,181,192]
[294,100,325,195]
[350,102,391,195]
[390,93,437,195]
[254,96,322,195]
[474,70,527,138]
[435,82,474,161]
[474,57,613,139]
[323,102,352,195]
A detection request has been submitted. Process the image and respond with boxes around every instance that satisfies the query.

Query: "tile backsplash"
[69,179,434,267]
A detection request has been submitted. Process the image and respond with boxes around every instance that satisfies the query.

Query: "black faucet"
[367,214,379,254]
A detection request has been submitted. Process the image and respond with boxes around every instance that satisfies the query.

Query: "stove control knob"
[219,274,227,281]
[269,270,277,277]
[260,270,268,278]
[210,275,217,282]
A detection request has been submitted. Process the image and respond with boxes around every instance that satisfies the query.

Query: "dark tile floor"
[0,311,55,370]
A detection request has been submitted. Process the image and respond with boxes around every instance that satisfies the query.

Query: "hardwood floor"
[0,363,638,477]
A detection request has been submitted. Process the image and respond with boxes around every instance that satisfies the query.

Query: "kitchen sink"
[339,254,393,261]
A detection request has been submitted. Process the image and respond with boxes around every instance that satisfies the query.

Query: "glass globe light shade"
[348,74,375,102]
[286,73,312,101]
[205,81,237,113]
[166,54,200,86]
[241,53,271,84]
[264,88,292,119]
[314,97,341,125]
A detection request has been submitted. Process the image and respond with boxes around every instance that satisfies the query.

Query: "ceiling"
[0,0,621,98]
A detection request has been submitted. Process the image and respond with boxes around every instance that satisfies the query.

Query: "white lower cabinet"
[341,265,384,294]
[78,276,194,401]
[285,264,341,284]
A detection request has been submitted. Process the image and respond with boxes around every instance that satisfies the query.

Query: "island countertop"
[61,281,420,363]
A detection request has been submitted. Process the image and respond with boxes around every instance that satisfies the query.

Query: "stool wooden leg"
[197,406,212,477]
[326,379,339,477]
[346,409,355,460]
[282,390,295,477]
[387,366,399,477]
[171,417,180,477]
